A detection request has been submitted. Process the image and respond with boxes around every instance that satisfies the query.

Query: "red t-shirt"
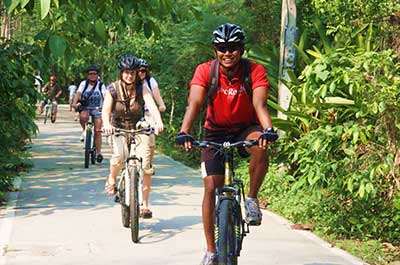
[190,60,269,131]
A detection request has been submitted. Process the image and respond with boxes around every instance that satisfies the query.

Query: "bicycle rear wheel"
[129,166,140,243]
[119,175,130,228]
[84,129,92,168]
[216,199,238,265]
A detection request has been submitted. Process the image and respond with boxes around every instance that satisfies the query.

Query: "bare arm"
[101,90,114,134]
[180,84,207,134]
[151,86,166,112]
[72,91,82,108]
[143,88,164,134]
[252,86,273,130]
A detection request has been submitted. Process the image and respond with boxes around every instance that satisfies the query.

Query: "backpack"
[81,79,104,103]
[206,58,252,106]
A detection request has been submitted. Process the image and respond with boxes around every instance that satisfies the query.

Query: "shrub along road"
[0,105,366,265]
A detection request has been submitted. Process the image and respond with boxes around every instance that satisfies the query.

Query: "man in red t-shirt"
[176,23,278,265]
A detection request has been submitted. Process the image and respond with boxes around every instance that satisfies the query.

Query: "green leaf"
[7,0,20,14]
[52,0,59,9]
[306,49,322,59]
[95,19,106,41]
[48,34,67,58]
[21,0,31,8]
[143,21,153,38]
[358,183,365,198]
[324,97,354,105]
[40,0,51,19]
[359,131,367,144]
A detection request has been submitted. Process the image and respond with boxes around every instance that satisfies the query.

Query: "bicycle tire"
[43,107,49,124]
[90,148,96,165]
[119,175,130,228]
[84,129,92,168]
[216,199,238,265]
[129,166,140,243]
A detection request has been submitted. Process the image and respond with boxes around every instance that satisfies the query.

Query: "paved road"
[0,105,366,265]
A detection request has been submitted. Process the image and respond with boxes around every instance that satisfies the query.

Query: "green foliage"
[0,39,42,194]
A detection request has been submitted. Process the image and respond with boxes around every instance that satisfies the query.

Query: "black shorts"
[200,125,262,178]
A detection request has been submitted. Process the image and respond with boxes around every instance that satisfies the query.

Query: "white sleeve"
[150,77,158,89]
[101,83,107,96]
[143,81,152,93]
[77,81,86,93]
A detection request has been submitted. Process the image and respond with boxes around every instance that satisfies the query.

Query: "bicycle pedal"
[114,195,120,203]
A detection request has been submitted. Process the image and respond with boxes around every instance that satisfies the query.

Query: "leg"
[202,175,224,253]
[38,101,45,114]
[105,134,128,195]
[244,130,268,225]
[79,110,89,130]
[94,117,102,154]
[246,130,269,198]
[51,101,58,121]
[136,133,155,216]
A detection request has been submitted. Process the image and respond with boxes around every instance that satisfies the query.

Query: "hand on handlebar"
[154,123,164,135]
[175,132,194,151]
[258,128,278,149]
[102,124,114,135]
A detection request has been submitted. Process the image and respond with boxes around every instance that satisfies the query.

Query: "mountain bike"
[43,98,56,124]
[114,126,154,243]
[193,140,258,265]
[83,110,97,168]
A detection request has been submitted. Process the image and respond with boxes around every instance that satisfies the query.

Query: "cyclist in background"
[102,55,164,219]
[68,80,77,112]
[175,23,278,265]
[72,65,107,163]
[38,75,62,122]
[137,58,166,207]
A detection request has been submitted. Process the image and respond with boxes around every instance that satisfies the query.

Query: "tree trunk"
[278,0,297,120]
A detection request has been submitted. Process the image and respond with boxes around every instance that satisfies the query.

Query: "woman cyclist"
[102,55,164,219]
[72,65,107,163]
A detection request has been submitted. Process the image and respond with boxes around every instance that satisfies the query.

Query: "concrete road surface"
[0,105,366,265]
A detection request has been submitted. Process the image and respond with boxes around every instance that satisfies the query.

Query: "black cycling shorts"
[200,125,262,178]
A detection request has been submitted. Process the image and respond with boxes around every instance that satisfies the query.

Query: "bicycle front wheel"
[84,129,92,168]
[119,175,130,228]
[43,107,49,124]
[216,199,238,265]
[129,166,140,243]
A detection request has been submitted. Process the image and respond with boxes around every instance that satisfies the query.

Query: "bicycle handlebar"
[114,127,154,135]
[193,140,258,149]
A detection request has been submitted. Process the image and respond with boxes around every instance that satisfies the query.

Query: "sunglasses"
[138,69,147,73]
[215,45,242,53]
[88,72,98,75]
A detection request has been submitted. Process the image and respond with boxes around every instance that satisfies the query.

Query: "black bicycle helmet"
[87,64,100,73]
[212,23,245,44]
[138,58,149,68]
[118,55,140,70]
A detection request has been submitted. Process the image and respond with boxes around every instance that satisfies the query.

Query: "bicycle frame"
[123,134,143,207]
[83,110,98,168]
[115,127,153,207]
[194,140,257,263]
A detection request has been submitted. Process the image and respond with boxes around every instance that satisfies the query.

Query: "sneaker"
[200,251,217,265]
[96,153,103,163]
[80,132,85,142]
[245,197,262,226]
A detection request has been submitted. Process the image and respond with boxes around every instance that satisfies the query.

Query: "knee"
[110,155,124,168]
[250,147,268,160]
[203,176,217,194]
[94,127,102,136]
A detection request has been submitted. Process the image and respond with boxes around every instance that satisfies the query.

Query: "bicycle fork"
[124,156,143,206]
